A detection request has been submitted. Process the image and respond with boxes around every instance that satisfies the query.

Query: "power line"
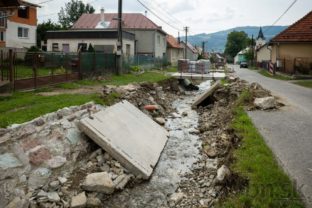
[38,0,55,4]
[265,0,298,32]
[136,0,182,32]
[143,0,185,27]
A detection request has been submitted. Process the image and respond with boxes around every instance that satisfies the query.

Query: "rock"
[67,114,77,122]
[37,190,48,197]
[71,192,87,208]
[113,174,131,190]
[0,128,8,137]
[57,108,72,119]
[203,147,217,158]
[81,172,115,194]
[0,153,23,169]
[199,198,212,207]
[29,147,52,166]
[155,117,166,125]
[28,168,51,190]
[86,197,102,207]
[254,96,276,110]
[182,112,188,117]
[58,177,67,184]
[216,165,231,183]
[33,118,45,126]
[66,129,81,145]
[5,197,29,208]
[47,192,60,202]
[49,181,60,189]
[169,192,186,205]
[46,156,66,169]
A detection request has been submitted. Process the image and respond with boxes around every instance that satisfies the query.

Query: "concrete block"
[192,81,221,109]
[79,100,168,179]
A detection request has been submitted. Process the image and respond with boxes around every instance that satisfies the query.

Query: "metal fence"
[123,54,169,71]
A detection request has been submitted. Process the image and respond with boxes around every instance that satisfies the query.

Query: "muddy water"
[105,81,211,208]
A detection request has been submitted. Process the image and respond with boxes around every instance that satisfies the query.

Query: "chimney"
[100,7,105,23]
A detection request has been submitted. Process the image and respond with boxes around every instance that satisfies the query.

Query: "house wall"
[46,38,135,55]
[257,46,271,62]
[271,43,312,72]
[8,7,37,26]
[167,47,184,66]
[186,48,198,61]
[126,29,166,58]
[5,21,37,48]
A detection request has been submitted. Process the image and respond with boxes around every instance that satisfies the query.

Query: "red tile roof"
[271,11,312,43]
[167,35,182,49]
[72,13,165,33]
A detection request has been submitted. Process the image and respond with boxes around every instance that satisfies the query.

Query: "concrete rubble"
[0,77,281,208]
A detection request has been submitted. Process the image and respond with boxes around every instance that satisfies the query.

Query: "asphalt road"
[233,65,312,207]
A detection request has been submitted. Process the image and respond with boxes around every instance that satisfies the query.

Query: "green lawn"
[258,69,293,81]
[0,71,169,127]
[219,91,304,208]
[15,65,70,79]
[292,80,312,88]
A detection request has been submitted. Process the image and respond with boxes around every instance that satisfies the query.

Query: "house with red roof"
[166,35,183,65]
[270,11,312,74]
[46,10,167,58]
[0,0,40,48]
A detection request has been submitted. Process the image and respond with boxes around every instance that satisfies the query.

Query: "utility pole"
[184,26,189,59]
[116,0,123,75]
[202,41,206,54]
[251,34,254,67]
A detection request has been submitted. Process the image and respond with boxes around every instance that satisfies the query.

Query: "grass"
[0,93,107,128]
[219,90,305,208]
[0,71,168,127]
[292,80,312,88]
[54,71,169,90]
[15,65,70,79]
[258,69,293,81]
[165,66,178,72]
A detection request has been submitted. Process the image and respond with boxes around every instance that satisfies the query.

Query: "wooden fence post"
[33,53,37,89]
[9,49,14,91]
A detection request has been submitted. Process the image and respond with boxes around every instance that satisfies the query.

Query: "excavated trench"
[104,81,212,208]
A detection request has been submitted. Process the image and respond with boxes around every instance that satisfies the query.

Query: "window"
[78,43,87,52]
[0,11,6,28]
[52,43,59,52]
[18,7,29,19]
[0,32,4,41]
[126,44,131,57]
[62,44,70,53]
[18,27,29,38]
[157,35,160,45]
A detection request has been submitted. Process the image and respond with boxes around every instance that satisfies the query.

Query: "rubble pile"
[168,77,280,207]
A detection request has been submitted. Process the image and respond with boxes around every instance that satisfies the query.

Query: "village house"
[0,0,40,49]
[270,10,312,74]
[166,35,183,66]
[49,10,167,58]
[255,27,271,68]
[180,41,199,61]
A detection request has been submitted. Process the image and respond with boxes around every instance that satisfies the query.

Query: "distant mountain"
[182,26,288,52]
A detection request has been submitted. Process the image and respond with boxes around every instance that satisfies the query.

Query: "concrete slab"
[192,81,221,109]
[79,100,169,179]
[171,72,226,80]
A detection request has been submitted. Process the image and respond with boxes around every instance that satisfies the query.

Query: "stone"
[33,118,45,126]
[216,165,231,183]
[47,192,60,202]
[29,147,51,166]
[16,124,36,139]
[37,190,48,197]
[254,96,276,110]
[28,168,51,190]
[58,177,67,184]
[81,172,115,194]
[67,114,77,122]
[57,108,72,119]
[46,156,66,169]
[5,197,29,208]
[169,192,186,205]
[86,197,102,207]
[155,117,166,125]
[113,174,131,190]
[49,181,60,189]
[21,138,41,151]
[79,100,169,179]
[71,192,87,208]
[0,153,23,169]
[66,129,81,145]
[0,128,8,136]
[203,147,217,158]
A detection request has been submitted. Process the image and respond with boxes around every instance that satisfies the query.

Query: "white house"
[0,0,40,49]
[71,10,167,58]
[166,35,183,66]
[46,29,135,56]
[180,41,198,61]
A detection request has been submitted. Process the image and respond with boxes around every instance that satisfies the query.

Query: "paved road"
[233,65,312,207]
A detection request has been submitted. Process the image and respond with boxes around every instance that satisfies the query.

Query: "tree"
[37,20,62,49]
[88,43,95,52]
[58,0,95,29]
[224,31,250,59]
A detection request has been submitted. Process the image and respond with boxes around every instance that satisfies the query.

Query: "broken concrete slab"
[81,172,115,194]
[192,81,221,109]
[79,100,169,179]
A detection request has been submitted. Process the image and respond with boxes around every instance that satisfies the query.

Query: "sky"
[35,0,312,36]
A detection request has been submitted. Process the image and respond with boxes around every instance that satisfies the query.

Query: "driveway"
[233,65,312,207]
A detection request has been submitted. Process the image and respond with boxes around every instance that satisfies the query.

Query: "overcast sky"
[35,0,312,36]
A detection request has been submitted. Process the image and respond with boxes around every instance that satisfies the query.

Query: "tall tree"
[58,0,95,29]
[224,31,250,59]
[37,20,62,48]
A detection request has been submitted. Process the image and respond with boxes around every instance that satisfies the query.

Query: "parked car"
[240,61,248,68]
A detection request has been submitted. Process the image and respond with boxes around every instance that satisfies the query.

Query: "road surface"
[233,65,312,207]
